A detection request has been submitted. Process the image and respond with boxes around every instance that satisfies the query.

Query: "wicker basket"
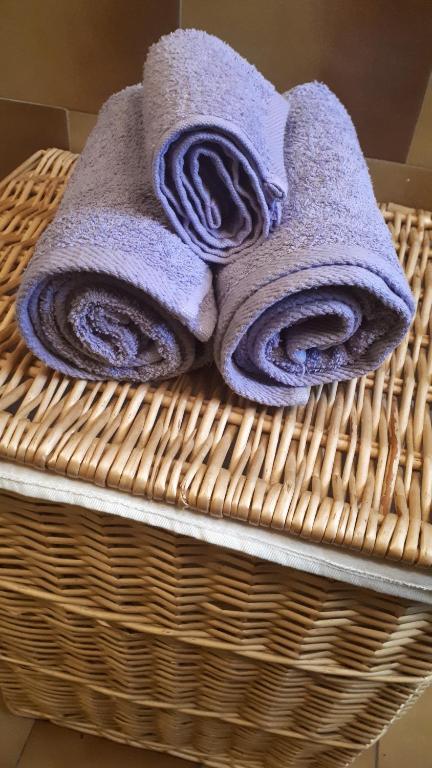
[0,489,431,768]
[0,150,431,768]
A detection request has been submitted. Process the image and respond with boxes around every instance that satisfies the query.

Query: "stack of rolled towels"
[16,29,415,406]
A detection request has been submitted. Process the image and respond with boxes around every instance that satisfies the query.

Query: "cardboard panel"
[368,158,432,208]
[408,75,432,169]
[0,0,178,113]
[68,111,98,154]
[182,0,432,162]
[0,98,68,178]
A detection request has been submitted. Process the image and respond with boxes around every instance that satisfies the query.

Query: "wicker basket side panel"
[0,658,367,768]
[1,491,432,678]
[0,583,426,754]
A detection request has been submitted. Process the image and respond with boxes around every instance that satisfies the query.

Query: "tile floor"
[1,687,431,768]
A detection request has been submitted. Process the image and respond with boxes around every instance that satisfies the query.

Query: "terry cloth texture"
[16,85,217,382]
[214,82,415,406]
[142,28,289,263]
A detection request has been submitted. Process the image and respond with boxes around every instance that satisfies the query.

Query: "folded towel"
[214,83,415,406]
[142,29,289,263]
[16,85,216,381]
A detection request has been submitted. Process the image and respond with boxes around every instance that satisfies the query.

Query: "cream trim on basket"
[0,459,430,604]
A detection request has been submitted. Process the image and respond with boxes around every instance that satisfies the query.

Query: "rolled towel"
[16,85,216,381]
[214,83,415,406]
[142,29,289,263]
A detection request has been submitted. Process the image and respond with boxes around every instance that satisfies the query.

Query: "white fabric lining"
[0,460,430,604]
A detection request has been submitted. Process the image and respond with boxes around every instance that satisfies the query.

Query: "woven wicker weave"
[0,150,432,766]
[1,151,432,568]
[0,489,431,768]
[0,150,432,567]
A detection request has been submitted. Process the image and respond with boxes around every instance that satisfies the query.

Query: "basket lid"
[1,149,431,569]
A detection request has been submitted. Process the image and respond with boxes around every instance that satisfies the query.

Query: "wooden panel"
[182,0,432,162]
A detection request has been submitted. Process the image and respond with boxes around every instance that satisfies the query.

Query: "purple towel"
[16,85,216,381]
[214,83,415,406]
[142,29,289,263]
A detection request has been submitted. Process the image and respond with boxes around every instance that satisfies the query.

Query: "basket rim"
[0,149,431,570]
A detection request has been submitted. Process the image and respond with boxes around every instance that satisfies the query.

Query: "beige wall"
[0,0,431,206]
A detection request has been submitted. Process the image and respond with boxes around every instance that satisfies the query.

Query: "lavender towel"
[16,85,216,381]
[142,29,289,263]
[214,83,415,406]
